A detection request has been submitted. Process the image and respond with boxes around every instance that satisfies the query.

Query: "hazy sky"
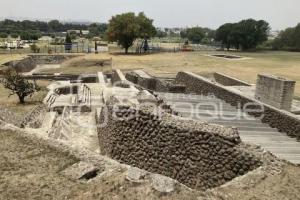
[1,0,299,30]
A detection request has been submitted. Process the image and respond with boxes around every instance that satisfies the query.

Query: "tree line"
[0,19,107,40]
[272,23,300,51]
[1,16,300,52]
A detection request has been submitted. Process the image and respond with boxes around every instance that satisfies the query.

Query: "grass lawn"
[0,80,50,115]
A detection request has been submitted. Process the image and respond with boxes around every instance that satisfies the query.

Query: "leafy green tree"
[10,33,19,38]
[180,30,188,38]
[215,19,269,50]
[107,12,156,53]
[30,43,40,53]
[65,33,72,44]
[1,69,40,104]
[155,30,167,38]
[186,27,205,43]
[237,19,269,50]
[48,20,62,32]
[88,23,108,38]
[272,24,300,51]
[0,32,8,38]
[215,23,234,50]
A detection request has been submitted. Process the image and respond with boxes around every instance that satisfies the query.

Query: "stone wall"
[111,69,126,84]
[175,71,300,139]
[255,74,295,111]
[97,102,261,190]
[213,72,251,86]
[3,57,37,73]
[29,54,80,64]
[126,70,186,93]
[20,105,47,128]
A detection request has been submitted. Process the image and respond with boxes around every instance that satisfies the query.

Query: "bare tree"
[1,69,40,104]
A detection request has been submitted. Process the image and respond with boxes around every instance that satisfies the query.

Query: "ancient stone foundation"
[29,54,80,64]
[3,57,36,73]
[213,72,251,86]
[97,102,261,190]
[126,70,186,93]
[255,74,295,111]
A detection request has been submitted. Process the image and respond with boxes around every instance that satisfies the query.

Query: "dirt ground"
[1,51,300,199]
[0,129,200,200]
[0,128,299,200]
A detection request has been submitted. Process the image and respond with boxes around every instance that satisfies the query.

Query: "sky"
[0,0,299,30]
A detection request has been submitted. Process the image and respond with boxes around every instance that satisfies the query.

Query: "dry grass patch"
[0,54,26,65]
[0,80,50,115]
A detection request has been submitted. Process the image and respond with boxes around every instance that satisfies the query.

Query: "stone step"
[169,103,237,112]
[161,98,226,104]
[209,120,264,126]
[240,135,296,142]
[237,126,278,132]
[256,142,300,148]
[180,112,255,121]
[264,147,300,154]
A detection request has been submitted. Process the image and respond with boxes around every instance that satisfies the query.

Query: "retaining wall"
[213,72,251,86]
[175,71,300,139]
[97,102,261,190]
[126,70,186,93]
[29,54,80,64]
[111,69,126,84]
[3,57,37,73]
[20,105,47,128]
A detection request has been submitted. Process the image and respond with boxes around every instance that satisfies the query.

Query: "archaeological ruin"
[1,55,300,193]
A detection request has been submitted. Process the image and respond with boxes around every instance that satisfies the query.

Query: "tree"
[65,33,72,51]
[107,12,156,53]
[237,19,269,50]
[10,33,19,38]
[215,19,269,50]
[30,43,40,53]
[48,20,62,32]
[186,27,205,43]
[1,69,40,104]
[0,32,8,38]
[88,23,108,38]
[180,30,188,39]
[155,30,167,38]
[215,23,235,50]
[272,24,300,51]
[65,33,72,44]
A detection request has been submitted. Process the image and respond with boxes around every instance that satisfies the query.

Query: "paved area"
[157,92,300,164]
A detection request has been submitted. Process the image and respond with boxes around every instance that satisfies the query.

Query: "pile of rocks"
[97,101,261,190]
